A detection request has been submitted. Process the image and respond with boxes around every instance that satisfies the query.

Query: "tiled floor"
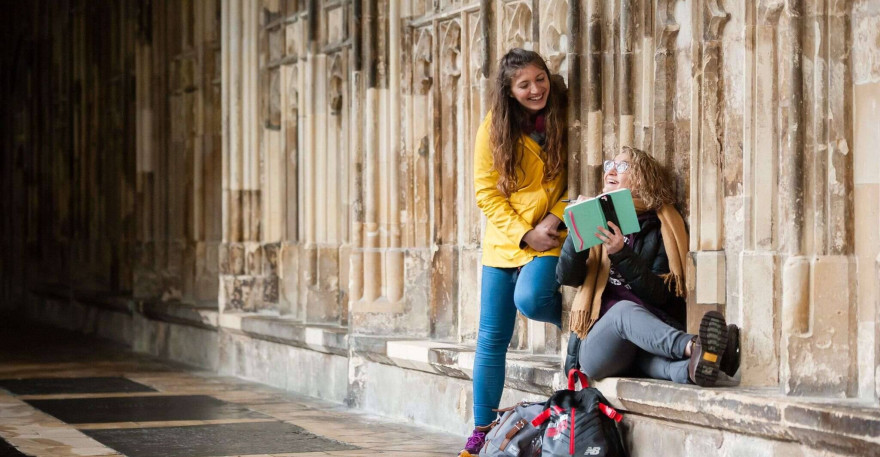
[0,319,462,456]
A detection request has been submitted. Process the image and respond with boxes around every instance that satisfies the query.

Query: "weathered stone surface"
[279,242,300,317]
[598,378,880,456]
[853,79,880,401]
[740,251,779,386]
[784,256,855,397]
[219,331,348,403]
[228,244,246,276]
[6,1,880,454]
[239,314,348,356]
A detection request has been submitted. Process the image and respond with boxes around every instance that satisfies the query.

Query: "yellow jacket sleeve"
[473,117,534,246]
[549,188,569,223]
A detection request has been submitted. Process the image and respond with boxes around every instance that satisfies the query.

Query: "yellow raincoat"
[474,112,568,268]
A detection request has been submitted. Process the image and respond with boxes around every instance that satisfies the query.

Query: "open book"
[562,188,640,252]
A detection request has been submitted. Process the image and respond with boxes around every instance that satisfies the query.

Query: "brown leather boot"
[687,311,728,387]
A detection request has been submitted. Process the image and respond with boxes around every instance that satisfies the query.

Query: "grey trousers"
[578,300,693,384]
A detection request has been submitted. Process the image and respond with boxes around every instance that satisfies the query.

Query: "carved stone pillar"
[651,0,679,167]
[280,22,301,317]
[740,0,783,387]
[780,0,856,397]
[457,6,488,343]
[194,0,223,305]
[134,17,159,299]
[686,0,728,333]
[852,0,880,402]
[384,0,403,307]
[431,17,463,338]
[221,0,264,313]
[618,0,634,148]
[584,0,603,193]
[565,0,581,199]
[351,0,390,317]
[296,1,316,317]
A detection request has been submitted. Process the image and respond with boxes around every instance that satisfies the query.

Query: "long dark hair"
[489,48,567,196]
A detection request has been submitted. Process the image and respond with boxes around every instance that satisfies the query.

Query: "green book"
[562,188,640,252]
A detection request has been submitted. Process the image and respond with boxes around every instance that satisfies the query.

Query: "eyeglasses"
[603,160,630,173]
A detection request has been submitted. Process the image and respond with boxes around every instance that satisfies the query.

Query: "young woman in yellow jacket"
[460,48,568,456]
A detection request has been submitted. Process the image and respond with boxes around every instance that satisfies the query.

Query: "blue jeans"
[473,256,562,426]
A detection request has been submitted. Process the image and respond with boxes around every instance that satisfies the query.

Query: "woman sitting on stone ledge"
[557,146,741,387]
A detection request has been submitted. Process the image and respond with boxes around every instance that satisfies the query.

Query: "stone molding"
[595,377,880,456]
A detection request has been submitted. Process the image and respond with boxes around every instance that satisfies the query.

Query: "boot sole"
[695,311,728,387]
[720,325,740,377]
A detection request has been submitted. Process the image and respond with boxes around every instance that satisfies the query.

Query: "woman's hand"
[523,214,562,252]
[596,221,625,255]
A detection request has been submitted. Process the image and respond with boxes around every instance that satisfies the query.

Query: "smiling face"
[603,152,635,194]
[509,64,550,114]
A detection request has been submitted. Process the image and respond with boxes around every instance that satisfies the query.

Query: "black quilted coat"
[555,212,686,328]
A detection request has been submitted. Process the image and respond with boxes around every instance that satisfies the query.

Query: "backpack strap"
[567,368,589,390]
[599,403,623,422]
[499,418,528,451]
[530,405,563,427]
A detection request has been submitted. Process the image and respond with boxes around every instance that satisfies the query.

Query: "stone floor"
[0,318,463,457]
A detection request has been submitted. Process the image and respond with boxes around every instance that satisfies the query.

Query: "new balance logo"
[584,446,602,455]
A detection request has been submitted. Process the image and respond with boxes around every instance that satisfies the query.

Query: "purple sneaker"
[459,426,490,456]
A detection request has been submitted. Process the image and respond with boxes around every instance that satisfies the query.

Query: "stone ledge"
[356,338,564,396]
[31,284,136,315]
[219,313,348,357]
[593,377,880,456]
[139,300,219,330]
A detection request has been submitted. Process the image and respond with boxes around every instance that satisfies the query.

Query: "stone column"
[852,0,880,402]
[780,0,856,397]
[306,0,347,324]
[242,1,261,247]
[296,0,319,321]
[458,5,488,343]
[618,0,634,148]
[651,0,679,167]
[348,0,364,313]
[566,0,582,199]
[685,0,728,333]
[358,0,384,309]
[134,13,158,299]
[562,0,581,345]
[740,0,784,387]
[385,0,404,305]
[221,0,248,312]
[194,0,222,304]
[584,0,603,193]
[279,13,302,317]
[432,17,463,338]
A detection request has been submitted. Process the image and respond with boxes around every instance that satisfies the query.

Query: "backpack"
[479,401,544,457]
[531,369,628,457]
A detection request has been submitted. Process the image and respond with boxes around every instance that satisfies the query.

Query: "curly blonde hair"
[620,146,676,210]
[489,48,567,196]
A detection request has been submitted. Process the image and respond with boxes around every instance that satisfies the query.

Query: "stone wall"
[1,0,137,304]
[2,0,880,448]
